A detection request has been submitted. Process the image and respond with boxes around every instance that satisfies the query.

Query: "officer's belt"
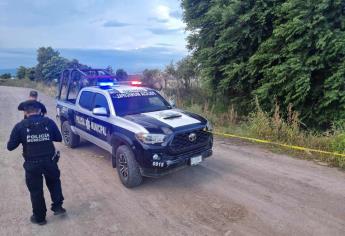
[24,155,53,163]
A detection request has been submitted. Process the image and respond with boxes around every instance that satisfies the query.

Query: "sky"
[0,0,188,73]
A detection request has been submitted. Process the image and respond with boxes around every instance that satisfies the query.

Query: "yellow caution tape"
[213,131,345,158]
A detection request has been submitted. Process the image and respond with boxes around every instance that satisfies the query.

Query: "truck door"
[89,93,111,142]
[75,91,95,134]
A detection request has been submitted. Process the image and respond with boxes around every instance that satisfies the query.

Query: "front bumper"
[139,148,213,177]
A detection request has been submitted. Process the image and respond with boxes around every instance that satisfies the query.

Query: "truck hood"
[122,109,206,134]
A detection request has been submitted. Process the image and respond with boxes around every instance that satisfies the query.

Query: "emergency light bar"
[97,80,142,89]
[131,81,142,86]
[98,82,114,87]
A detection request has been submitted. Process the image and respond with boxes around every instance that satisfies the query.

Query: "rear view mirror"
[92,107,109,116]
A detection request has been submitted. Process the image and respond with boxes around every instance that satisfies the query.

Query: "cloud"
[155,5,171,20]
[156,43,174,47]
[147,27,182,35]
[150,5,186,35]
[170,10,182,19]
[0,0,187,52]
[103,20,130,28]
[148,17,169,23]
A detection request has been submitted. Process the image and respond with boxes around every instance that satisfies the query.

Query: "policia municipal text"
[7,100,66,225]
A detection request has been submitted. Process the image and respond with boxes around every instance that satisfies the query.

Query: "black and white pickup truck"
[56,77,213,187]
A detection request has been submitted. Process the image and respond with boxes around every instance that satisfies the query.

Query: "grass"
[0,79,57,97]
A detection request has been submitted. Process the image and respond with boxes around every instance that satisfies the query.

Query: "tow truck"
[56,68,213,187]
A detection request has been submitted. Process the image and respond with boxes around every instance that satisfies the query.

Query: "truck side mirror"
[92,107,109,117]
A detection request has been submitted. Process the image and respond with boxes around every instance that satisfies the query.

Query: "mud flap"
[112,154,116,168]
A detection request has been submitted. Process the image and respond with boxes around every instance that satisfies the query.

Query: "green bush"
[331,134,345,153]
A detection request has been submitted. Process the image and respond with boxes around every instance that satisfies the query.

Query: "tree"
[41,56,68,82]
[106,65,114,74]
[165,61,176,77]
[0,73,11,79]
[175,56,198,89]
[35,47,60,80]
[164,58,199,89]
[142,69,165,90]
[115,69,128,81]
[67,59,89,70]
[164,61,177,88]
[181,0,345,128]
[16,66,27,79]
[25,67,36,81]
[67,59,80,69]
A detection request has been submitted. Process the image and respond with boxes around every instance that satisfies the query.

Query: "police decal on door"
[75,115,106,136]
[90,122,106,136]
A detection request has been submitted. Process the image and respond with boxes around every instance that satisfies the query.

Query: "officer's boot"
[30,215,47,225]
[52,206,66,215]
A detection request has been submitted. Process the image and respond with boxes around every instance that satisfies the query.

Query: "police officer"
[18,90,47,117]
[7,100,66,225]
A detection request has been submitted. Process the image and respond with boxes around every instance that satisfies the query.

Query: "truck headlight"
[136,133,166,144]
[206,120,213,132]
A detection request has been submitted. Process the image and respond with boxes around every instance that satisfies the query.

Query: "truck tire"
[116,145,143,188]
[61,121,80,148]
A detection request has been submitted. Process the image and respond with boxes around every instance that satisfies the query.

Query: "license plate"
[190,155,202,166]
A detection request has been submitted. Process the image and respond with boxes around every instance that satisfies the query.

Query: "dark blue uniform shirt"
[7,115,62,152]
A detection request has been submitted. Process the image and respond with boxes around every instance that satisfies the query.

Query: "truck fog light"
[153,154,160,160]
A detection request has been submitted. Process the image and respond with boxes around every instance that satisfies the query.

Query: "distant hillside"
[0,68,16,75]
[0,47,186,73]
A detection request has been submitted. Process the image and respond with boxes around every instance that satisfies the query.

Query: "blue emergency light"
[98,82,114,87]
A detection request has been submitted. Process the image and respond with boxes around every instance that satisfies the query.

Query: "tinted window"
[93,93,109,111]
[148,96,166,107]
[111,91,171,116]
[79,91,94,110]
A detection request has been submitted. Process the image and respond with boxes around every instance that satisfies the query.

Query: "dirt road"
[1,86,345,236]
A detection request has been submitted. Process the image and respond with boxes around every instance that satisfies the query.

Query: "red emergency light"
[131,81,142,86]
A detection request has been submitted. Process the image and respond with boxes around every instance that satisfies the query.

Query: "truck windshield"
[111,90,172,116]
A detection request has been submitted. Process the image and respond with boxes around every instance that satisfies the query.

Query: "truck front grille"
[169,129,211,155]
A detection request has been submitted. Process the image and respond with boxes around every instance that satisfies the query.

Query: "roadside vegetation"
[163,86,345,168]
[0,78,56,97]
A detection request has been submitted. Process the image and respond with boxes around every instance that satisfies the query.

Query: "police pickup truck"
[56,80,213,187]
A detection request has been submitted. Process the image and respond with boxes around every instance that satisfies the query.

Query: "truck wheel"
[116,145,143,188]
[61,121,80,148]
